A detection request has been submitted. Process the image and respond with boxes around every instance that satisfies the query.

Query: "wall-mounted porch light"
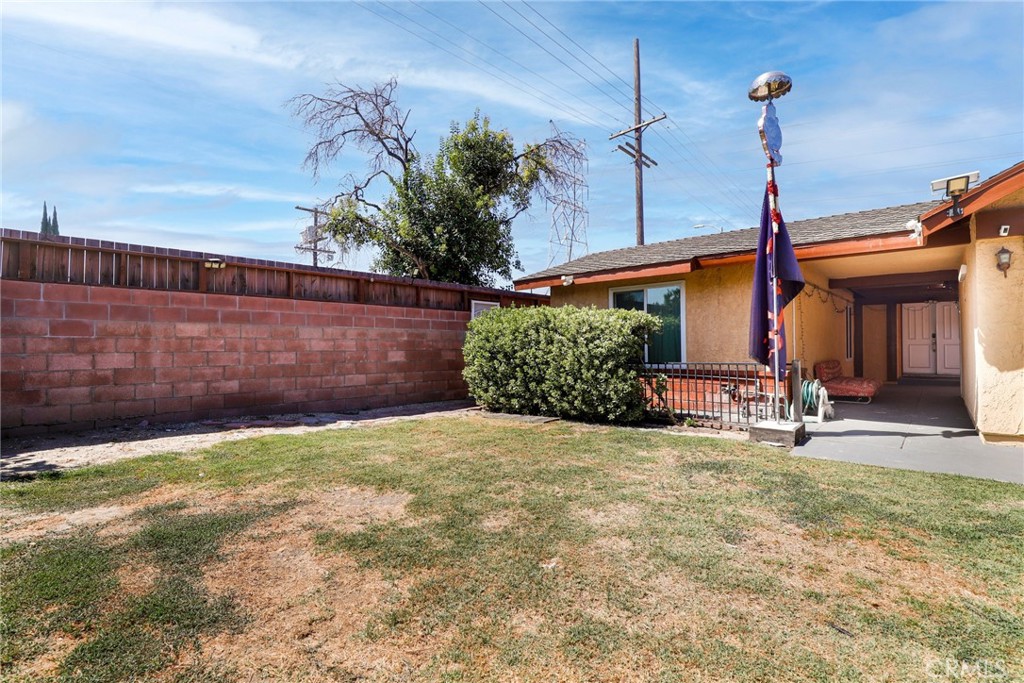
[995,247,1013,277]
[203,258,226,269]
[929,171,979,218]
[561,275,574,286]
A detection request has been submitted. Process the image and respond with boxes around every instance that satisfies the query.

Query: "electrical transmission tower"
[547,123,589,268]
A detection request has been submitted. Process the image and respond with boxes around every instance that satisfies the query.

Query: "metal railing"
[640,362,795,429]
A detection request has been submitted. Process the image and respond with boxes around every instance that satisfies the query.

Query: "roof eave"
[514,230,931,291]
[921,161,1024,236]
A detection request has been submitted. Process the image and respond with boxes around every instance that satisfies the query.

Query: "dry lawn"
[2,416,1022,682]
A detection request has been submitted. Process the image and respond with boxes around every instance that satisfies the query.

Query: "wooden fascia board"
[793,233,922,261]
[515,230,950,291]
[515,259,695,290]
[514,276,563,290]
[920,165,1024,237]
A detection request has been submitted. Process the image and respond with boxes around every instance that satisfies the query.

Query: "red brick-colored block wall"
[1,282,476,434]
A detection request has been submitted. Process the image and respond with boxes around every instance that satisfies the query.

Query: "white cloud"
[1,101,33,137]
[2,1,301,69]
[131,182,305,204]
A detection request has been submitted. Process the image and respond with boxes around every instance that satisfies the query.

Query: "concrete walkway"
[797,384,1023,484]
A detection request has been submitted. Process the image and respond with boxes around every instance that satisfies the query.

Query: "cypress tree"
[41,202,51,234]
[51,206,59,236]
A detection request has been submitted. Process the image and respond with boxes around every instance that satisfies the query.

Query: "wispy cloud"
[2,1,301,69]
[132,182,305,204]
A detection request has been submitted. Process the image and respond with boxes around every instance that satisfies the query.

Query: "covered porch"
[792,224,970,389]
[797,384,1023,484]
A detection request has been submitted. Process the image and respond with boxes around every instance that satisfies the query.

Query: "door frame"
[898,301,962,377]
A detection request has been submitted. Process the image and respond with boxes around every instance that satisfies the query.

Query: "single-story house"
[515,161,1023,442]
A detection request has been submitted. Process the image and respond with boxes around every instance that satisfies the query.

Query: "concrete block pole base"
[749,421,807,448]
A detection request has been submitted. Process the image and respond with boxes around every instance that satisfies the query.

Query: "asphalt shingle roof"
[517,200,941,284]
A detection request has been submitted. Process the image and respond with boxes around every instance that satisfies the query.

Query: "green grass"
[2,417,1022,682]
[1,503,269,682]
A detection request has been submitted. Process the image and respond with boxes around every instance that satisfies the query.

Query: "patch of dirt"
[14,632,81,682]
[0,484,284,544]
[981,498,1024,512]
[577,502,642,530]
[735,510,984,615]
[197,485,443,681]
[479,509,516,532]
[285,486,414,534]
[590,535,635,556]
[1,505,128,543]
[116,562,161,597]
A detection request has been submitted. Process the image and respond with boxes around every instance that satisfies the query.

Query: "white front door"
[902,303,936,374]
[901,302,961,376]
[935,301,961,376]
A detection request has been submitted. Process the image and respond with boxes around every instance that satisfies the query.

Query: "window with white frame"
[471,300,500,319]
[609,283,685,364]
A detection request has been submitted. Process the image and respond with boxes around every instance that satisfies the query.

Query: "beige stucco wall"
[549,268,755,363]
[682,264,754,362]
[793,262,850,378]
[549,261,852,373]
[961,242,979,427]
[965,233,1024,439]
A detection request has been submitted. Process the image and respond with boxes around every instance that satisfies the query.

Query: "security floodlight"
[929,171,979,195]
[930,171,979,218]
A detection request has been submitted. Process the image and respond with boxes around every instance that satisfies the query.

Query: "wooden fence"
[0,229,547,311]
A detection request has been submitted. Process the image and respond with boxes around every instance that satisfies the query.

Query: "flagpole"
[766,159,781,422]
[748,71,792,424]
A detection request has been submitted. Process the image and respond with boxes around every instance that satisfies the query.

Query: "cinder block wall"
[1,281,472,434]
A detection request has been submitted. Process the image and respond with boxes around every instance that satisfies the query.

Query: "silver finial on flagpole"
[748,71,792,102]
[750,71,791,168]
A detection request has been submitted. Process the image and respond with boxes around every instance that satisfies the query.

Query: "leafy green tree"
[50,206,59,236]
[291,80,583,286]
[40,202,51,235]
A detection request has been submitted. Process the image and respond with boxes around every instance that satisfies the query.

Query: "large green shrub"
[462,305,659,423]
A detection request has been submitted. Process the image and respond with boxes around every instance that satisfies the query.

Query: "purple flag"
[749,184,805,379]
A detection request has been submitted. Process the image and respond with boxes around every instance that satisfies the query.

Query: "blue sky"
[2,1,1021,285]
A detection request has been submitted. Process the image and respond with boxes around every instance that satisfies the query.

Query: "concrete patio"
[796,384,1023,484]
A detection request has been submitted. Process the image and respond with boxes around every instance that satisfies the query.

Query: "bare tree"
[290,79,586,285]
[291,78,414,203]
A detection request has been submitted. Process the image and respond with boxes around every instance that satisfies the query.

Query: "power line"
[407,0,618,127]
[353,1,610,129]
[476,1,633,126]
[654,124,763,219]
[512,3,760,220]
[501,1,635,118]
[521,1,657,118]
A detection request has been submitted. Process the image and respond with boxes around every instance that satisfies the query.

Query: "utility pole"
[294,205,334,268]
[610,39,666,246]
